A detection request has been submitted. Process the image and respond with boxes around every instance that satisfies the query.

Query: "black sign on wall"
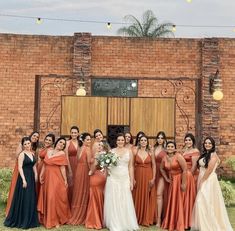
[91,78,138,97]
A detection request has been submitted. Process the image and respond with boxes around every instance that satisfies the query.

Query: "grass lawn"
[0,201,234,231]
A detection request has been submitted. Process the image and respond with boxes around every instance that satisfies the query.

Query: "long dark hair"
[54,137,66,150]
[184,133,196,148]
[154,131,167,148]
[79,132,91,147]
[124,132,133,144]
[69,126,79,140]
[135,131,145,146]
[29,131,40,152]
[197,136,215,168]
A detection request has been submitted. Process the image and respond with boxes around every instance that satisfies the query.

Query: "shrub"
[219,179,235,206]
[0,168,13,203]
[225,156,235,172]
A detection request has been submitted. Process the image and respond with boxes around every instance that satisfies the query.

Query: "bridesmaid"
[154,131,168,227]
[37,133,55,194]
[6,131,40,216]
[85,140,109,229]
[132,131,145,155]
[133,135,156,226]
[37,137,71,229]
[4,137,39,229]
[92,129,104,155]
[124,132,134,150]
[161,141,187,231]
[191,137,233,231]
[69,132,92,225]
[182,133,200,229]
[65,126,80,204]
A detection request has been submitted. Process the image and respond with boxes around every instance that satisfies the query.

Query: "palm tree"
[117,10,174,38]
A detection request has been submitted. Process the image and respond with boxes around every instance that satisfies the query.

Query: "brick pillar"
[73,33,92,95]
[201,38,220,147]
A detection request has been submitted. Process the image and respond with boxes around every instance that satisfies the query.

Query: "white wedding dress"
[104,150,139,231]
[191,155,233,231]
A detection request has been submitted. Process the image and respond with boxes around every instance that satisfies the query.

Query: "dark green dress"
[4,153,39,229]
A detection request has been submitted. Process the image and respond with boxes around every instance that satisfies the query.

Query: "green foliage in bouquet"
[0,168,12,203]
[219,179,235,206]
[96,151,119,170]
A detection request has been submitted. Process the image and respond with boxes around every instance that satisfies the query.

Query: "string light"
[0,13,235,31]
[36,18,42,25]
[107,22,112,29]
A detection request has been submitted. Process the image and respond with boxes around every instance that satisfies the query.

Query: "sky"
[0,0,235,38]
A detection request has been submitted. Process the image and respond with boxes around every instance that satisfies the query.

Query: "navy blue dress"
[4,153,39,229]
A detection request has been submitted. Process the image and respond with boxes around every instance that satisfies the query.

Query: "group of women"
[4,128,233,231]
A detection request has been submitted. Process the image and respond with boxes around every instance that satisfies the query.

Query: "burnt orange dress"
[133,153,156,226]
[37,153,71,228]
[85,162,106,229]
[155,149,168,219]
[67,141,78,204]
[161,154,185,231]
[5,161,19,216]
[69,146,90,225]
[183,151,199,229]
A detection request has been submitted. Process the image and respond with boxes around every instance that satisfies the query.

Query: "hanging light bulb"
[36,18,42,24]
[172,25,176,32]
[233,28,235,32]
[186,0,192,3]
[107,22,112,29]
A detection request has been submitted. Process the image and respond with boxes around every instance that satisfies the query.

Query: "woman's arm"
[191,151,200,174]
[18,152,27,188]
[149,150,156,188]
[177,154,187,192]
[65,140,72,176]
[39,164,45,184]
[33,164,38,183]
[160,159,171,183]
[128,150,135,191]
[86,147,92,170]
[198,153,218,189]
[60,165,68,187]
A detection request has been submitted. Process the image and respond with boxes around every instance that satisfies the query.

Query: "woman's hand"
[181,183,186,192]
[148,178,155,189]
[35,175,38,183]
[39,175,44,184]
[22,180,27,188]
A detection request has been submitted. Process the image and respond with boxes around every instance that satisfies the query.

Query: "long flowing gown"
[4,154,39,229]
[104,150,139,231]
[191,156,233,231]
[183,151,199,229]
[133,153,156,226]
[161,154,185,231]
[85,166,106,229]
[67,141,78,204]
[37,153,71,228]
[69,146,90,225]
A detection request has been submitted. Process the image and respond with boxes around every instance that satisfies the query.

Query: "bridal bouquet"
[96,151,119,172]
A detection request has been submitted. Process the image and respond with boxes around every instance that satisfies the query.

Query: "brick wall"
[0,34,74,167]
[0,33,234,176]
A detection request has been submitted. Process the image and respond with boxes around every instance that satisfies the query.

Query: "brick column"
[200,38,220,147]
[73,33,92,95]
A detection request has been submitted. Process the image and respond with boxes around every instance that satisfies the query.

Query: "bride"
[104,133,139,231]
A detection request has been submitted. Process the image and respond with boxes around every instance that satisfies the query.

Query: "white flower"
[105,159,111,164]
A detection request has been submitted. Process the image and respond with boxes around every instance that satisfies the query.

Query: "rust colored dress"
[5,161,18,216]
[68,146,90,225]
[155,149,168,219]
[133,152,156,226]
[85,162,106,229]
[67,141,79,204]
[161,154,185,231]
[37,153,71,229]
[183,151,199,229]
